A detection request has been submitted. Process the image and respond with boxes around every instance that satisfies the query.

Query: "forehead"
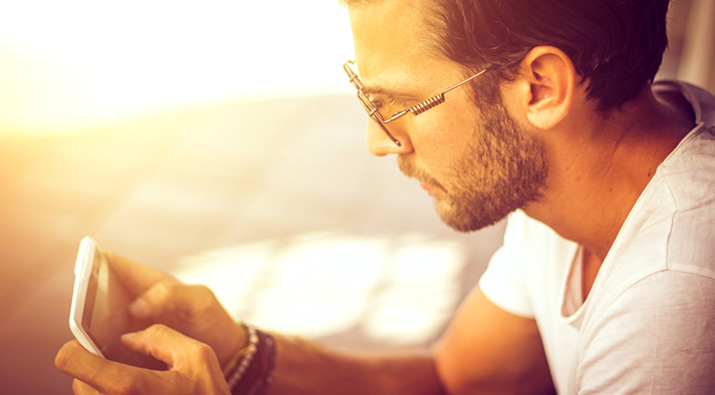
[348,0,455,92]
[349,0,428,56]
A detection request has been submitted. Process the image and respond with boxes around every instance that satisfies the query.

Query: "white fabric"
[479,80,715,394]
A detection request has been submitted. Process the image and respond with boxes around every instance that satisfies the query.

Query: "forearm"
[267,334,445,395]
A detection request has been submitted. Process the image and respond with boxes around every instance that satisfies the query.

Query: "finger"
[122,325,231,394]
[56,340,149,394]
[129,282,216,321]
[129,282,246,366]
[72,379,101,395]
[121,324,221,371]
[105,251,178,297]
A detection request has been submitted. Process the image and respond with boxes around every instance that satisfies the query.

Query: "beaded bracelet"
[237,331,275,395]
[222,324,255,377]
[226,326,259,389]
[224,325,276,395]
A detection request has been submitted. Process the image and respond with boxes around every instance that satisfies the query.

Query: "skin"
[55,253,242,394]
[56,0,696,393]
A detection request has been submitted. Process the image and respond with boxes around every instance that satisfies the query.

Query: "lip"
[420,181,436,191]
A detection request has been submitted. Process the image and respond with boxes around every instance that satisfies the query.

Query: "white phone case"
[69,236,104,357]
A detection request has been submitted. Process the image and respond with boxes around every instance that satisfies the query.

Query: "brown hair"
[426,0,671,112]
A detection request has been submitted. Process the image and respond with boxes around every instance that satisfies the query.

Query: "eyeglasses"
[343,60,495,146]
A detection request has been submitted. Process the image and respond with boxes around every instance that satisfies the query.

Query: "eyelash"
[373,96,410,109]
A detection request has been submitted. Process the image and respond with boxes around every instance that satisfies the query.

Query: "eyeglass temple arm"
[441,64,497,95]
[386,64,498,121]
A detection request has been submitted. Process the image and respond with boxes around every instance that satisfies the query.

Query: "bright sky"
[0,1,355,134]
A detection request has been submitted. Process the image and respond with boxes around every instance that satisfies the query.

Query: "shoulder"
[606,109,715,282]
[578,270,715,394]
[657,120,715,269]
[577,123,715,391]
[653,80,715,125]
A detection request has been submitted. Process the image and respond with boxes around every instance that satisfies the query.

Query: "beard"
[399,100,549,232]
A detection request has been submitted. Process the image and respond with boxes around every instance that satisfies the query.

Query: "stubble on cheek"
[431,106,549,232]
[393,92,549,233]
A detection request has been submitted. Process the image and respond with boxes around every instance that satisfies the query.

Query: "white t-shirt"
[479,81,715,394]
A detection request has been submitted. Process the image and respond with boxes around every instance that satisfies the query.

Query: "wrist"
[223,325,276,395]
[221,323,251,374]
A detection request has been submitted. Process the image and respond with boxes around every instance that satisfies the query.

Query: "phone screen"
[80,246,165,370]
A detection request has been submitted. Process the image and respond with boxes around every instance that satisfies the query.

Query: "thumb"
[121,325,230,395]
[121,325,223,374]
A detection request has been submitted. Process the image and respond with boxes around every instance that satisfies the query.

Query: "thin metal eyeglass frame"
[343,60,496,146]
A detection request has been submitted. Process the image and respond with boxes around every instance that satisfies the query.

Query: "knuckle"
[192,283,213,297]
[153,281,176,299]
[190,284,217,308]
[192,341,217,361]
[112,377,142,395]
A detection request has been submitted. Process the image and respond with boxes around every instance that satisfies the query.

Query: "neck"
[524,87,694,262]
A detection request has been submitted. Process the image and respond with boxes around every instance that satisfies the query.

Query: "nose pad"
[365,119,413,156]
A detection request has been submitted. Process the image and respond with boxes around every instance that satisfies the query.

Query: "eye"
[363,93,384,109]
[385,96,410,108]
[369,94,412,113]
[370,98,385,109]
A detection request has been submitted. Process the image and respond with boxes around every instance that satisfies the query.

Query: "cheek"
[411,108,479,172]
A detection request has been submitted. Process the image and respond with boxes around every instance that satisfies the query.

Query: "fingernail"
[129,298,149,318]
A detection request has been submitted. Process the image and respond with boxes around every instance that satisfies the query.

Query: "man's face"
[349,0,549,232]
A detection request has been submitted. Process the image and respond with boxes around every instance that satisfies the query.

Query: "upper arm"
[433,287,554,395]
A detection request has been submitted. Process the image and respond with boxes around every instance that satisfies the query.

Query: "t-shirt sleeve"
[577,270,715,394]
[479,211,537,318]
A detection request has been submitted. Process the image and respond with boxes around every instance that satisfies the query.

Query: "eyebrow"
[360,85,421,100]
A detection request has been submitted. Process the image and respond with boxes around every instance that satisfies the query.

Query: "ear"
[517,46,575,129]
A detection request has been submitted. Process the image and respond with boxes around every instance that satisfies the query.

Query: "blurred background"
[0,0,712,393]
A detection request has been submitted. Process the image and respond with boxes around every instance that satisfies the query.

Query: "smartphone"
[69,236,165,369]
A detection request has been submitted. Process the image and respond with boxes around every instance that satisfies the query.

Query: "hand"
[55,324,230,395]
[107,252,246,366]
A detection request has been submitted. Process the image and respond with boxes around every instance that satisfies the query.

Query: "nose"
[365,119,413,156]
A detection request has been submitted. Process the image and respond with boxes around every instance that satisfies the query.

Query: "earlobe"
[521,46,575,130]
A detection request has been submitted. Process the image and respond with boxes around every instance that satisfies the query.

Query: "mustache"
[397,157,446,191]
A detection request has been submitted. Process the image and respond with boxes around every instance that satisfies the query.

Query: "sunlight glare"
[174,231,468,345]
[0,1,354,134]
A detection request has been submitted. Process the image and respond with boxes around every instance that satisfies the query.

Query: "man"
[56,0,715,393]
